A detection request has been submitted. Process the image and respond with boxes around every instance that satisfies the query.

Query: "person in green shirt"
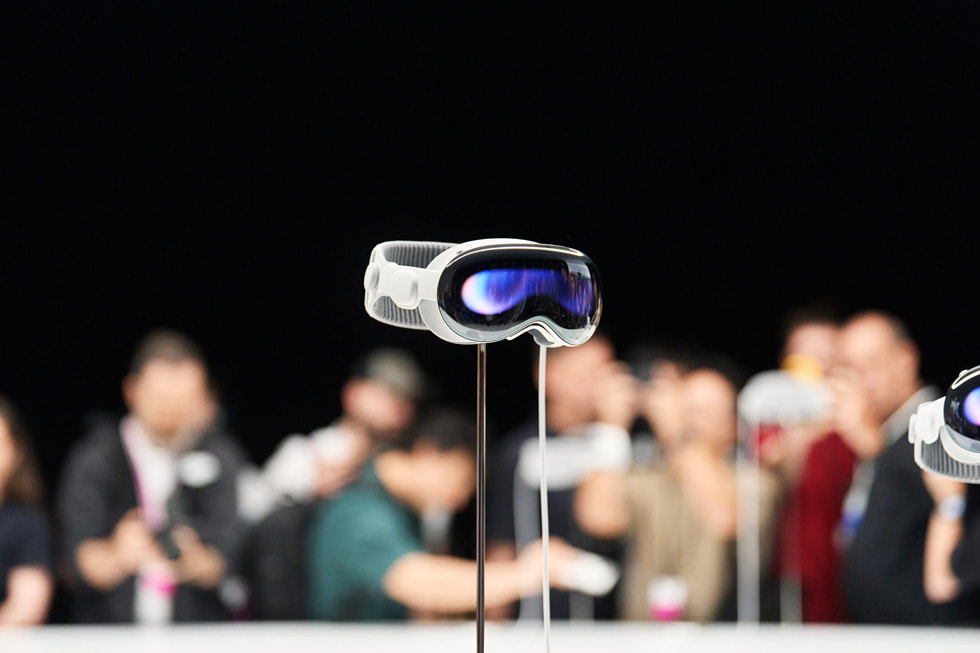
[307,408,578,621]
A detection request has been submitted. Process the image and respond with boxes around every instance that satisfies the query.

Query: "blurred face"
[413,446,476,512]
[124,359,214,446]
[683,369,737,451]
[783,323,839,375]
[544,337,615,425]
[0,416,21,493]
[837,316,918,422]
[343,379,416,439]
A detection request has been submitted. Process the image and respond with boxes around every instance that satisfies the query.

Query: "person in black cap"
[242,347,428,620]
[256,347,427,509]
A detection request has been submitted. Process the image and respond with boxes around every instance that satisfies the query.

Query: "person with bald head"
[836,311,980,624]
[830,311,927,461]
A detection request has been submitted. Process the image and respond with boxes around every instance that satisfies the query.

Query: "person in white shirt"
[57,329,250,623]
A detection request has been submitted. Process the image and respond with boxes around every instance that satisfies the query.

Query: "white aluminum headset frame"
[911,366,980,466]
[364,237,595,347]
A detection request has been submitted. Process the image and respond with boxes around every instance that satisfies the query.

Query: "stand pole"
[736,418,761,626]
[477,343,487,653]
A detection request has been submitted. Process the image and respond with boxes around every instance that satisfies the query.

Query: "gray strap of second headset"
[366,241,454,330]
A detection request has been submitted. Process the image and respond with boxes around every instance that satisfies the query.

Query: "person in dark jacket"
[56,329,250,623]
[0,396,54,625]
[836,311,980,624]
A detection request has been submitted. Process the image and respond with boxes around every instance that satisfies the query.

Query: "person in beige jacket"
[575,355,781,622]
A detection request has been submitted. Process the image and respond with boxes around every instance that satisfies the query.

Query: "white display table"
[1,622,978,653]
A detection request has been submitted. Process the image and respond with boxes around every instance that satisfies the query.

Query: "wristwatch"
[937,494,967,521]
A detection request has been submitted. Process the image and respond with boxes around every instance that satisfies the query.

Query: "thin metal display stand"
[476,343,487,653]
[475,343,550,653]
[736,419,803,625]
[735,421,761,626]
[537,345,551,653]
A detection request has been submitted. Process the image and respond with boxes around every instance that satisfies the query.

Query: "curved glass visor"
[437,246,601,345]
[946,374,980,445]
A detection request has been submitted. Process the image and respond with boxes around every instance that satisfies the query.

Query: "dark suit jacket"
[56,415,249,623]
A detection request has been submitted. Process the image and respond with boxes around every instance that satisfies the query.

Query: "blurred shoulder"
[0,502,48,527]
[62,414,125,473]
[197,427,251,465]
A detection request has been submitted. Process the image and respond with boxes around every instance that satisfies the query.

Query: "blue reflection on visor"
[461,268,593,316]
[964,387,980,426]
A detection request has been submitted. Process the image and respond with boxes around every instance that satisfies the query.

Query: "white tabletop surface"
[1,622,978,653]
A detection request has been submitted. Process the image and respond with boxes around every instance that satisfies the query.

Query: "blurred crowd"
[2,306,980,627]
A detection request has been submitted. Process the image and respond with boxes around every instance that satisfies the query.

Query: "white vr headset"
[363,238,602,347]
[909,365,980,482]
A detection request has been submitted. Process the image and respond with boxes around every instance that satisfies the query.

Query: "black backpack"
[244,500,316,620]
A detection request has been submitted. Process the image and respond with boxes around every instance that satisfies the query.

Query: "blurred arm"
[574,470,631,539]
[593,361,640,431]
[669,443,738,539]
[75,509,165,591]
[827,370,884,460]
[922,471,966,603]
[924,512,962,603]
[0,567,53,626]
[75,538,129,591]
[172,525,226,589]
[484,542,518,620]
[383,539,575,614]
[384,554,526,613]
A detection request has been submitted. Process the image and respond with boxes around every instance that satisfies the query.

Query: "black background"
[3,2,980,491]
